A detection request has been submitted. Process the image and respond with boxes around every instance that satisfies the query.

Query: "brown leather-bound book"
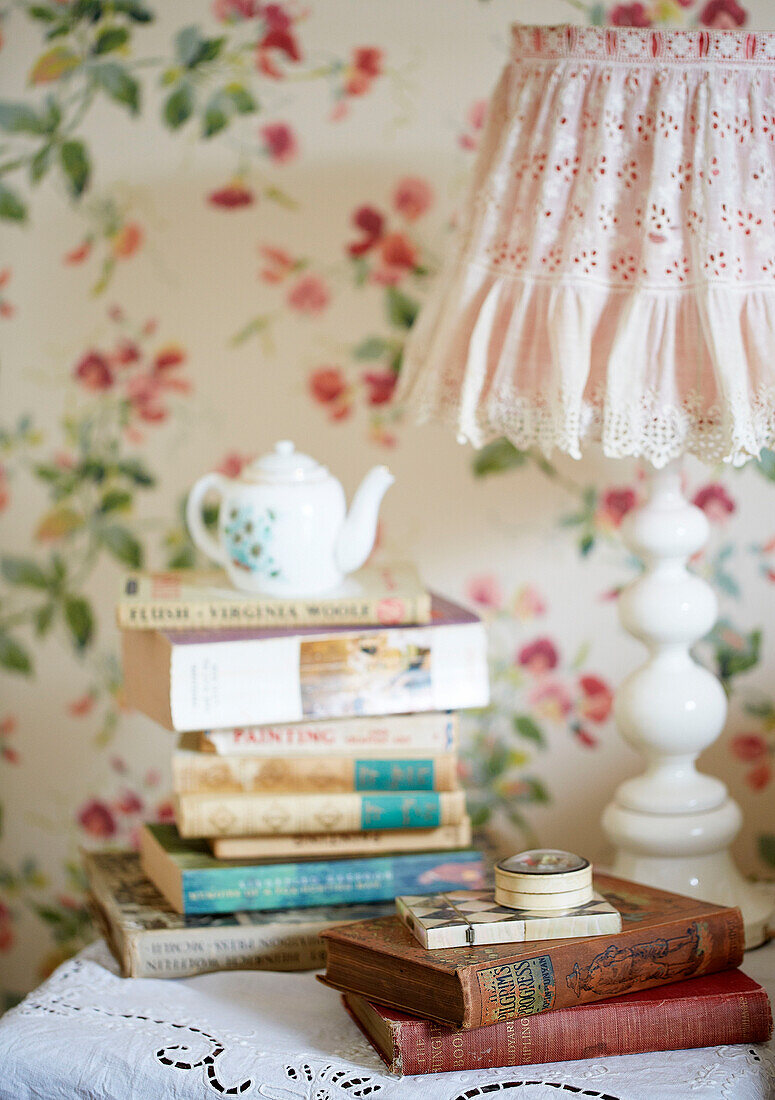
[318,872,745,1029]
[343,969,772,1075]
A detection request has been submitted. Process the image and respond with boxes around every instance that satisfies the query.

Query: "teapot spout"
[335,466,395,576]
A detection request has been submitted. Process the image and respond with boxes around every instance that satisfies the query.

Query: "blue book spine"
[358,792,447,828]
[181,850,484,914]
[353,759,436,791]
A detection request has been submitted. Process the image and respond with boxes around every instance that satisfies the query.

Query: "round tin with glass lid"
[495,849,592,895]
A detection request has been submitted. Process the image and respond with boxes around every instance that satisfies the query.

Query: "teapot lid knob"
[247,440,327,483]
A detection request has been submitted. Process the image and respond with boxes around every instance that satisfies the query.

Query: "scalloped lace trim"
[408,386,775,468]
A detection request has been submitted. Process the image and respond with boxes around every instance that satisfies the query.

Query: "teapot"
[185,441,394,596]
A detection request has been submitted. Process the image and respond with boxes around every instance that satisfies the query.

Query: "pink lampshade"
[397,25,775,468]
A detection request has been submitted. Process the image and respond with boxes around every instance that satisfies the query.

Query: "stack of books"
[319,872,773,1072]
[85,561,491,978]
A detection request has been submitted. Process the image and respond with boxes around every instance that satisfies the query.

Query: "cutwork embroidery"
[258,1060,383,1099]
[398,25,775,468]
[22,982,254,1096]
[449,1086,623,1099]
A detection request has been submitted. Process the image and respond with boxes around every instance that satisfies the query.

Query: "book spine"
[180,850,485,914]
[211,819,472,859]
[117,591,431,630]
[175,790,467,838]
[201,712,459,757]
[381,985,774,1074]
[168,623,489,731]
[459,907,745,1028]
[172,753,458,794]
[126,927,330,979]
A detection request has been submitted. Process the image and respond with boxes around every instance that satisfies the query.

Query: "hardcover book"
[175,789,467,838]
[344,969,773,1075]
[199,712,458,758]
[210,819,472,860]
[319,872,745,1029]
[83,850,394,978]
[117,561,430,630]
[396,889,621,948]
[140,823,485,915]
[122,595,488,732]
[173,735,458,795]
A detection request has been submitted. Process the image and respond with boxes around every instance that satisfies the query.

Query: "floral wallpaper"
[1,0,774,1006]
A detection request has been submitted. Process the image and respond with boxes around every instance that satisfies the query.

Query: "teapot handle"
[185,473,230,567]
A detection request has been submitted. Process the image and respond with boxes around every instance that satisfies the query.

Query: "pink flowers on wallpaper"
[516,638,613,749]
[731,733,772,790]
[0,715,18,766]
[286,273,330,314]
[77,756,173,847]
[241,174,433,438]
[464,577,614,763]
[596,487,638,530]
[62,208,145,297]
[210,1,304,76]
[71,321,189,430]
[606,0,747,26]
[347,178,433,284]
[693,483,736,523]
[209,181,256,208]
[260,121,297,163]
[0,268,15,319]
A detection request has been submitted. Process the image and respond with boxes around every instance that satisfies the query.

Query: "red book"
[345,969,772,1075]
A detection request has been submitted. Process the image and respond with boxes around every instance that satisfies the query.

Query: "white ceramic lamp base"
[601,462,775,949]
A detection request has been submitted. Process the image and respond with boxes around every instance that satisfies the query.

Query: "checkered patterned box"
[395,889,621,949]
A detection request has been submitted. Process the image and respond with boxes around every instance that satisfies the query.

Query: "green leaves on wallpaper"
[0,435,153,673]
[0,2,261,222]
[0,311,190,679]
[0,2,150,219]
[161,25,259,136]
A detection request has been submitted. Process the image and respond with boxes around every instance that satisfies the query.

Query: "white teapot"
[185,441,394,596]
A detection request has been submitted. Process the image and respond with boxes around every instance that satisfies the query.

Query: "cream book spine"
[117,561,430,629]
[200,712,459,758]
[175,789,467,838]
[88,894,332,977]
[172,745,459,795]
[210,818,472,859]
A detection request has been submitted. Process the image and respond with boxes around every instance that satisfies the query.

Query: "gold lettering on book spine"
[476,956,556,1025]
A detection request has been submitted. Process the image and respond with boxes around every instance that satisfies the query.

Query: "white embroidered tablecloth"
[0,938,772,1100]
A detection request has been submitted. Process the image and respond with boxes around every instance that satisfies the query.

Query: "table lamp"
[397,24,775,947]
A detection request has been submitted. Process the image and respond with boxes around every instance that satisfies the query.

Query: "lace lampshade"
[399,25,775,947]
[398,25,775,469]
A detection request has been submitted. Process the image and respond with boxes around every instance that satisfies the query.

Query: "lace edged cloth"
[0,941,772,1099]
[397,26,775,468]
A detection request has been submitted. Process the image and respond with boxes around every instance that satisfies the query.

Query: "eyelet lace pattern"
[0,942,772,1098]
[398,25,775,467]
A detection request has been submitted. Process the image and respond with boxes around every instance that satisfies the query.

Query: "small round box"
[494,883,594,911]
[494,849,592,911]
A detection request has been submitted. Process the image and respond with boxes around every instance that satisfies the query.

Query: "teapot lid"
[245,440,328,484]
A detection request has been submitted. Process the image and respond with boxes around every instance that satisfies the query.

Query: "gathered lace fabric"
[397,25,775,467]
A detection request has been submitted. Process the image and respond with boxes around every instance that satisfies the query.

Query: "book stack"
[86,562,491,978]
[319,872,773,1072]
